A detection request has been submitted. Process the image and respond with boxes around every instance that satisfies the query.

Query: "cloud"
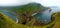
[0,0,60,6]
[36,0,60,6]
[0,0,32,6]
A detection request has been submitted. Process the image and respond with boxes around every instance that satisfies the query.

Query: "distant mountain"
[0,2,49,11]
[49,6,60,9]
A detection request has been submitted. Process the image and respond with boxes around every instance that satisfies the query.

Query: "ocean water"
[34,9,51,24]
[34,7,60,24]
[0,10,17,22]
[0,7,60,24]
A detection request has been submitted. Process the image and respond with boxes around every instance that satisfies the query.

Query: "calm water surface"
[0,7,60,24]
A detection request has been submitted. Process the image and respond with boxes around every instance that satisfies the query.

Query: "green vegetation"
[51,12,60,28]
[0,12,59,28]
[1,2,60,28]
[0,12,30,28]
[6,2,49,26]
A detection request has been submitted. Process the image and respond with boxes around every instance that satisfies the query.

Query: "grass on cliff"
[0,12,60,28]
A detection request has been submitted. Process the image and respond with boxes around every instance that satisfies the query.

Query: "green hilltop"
[0,2,60,28]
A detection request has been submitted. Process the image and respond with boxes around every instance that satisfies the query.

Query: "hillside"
[1,2,59,28]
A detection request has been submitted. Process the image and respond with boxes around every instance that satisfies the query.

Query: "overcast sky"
[0,0,60,6]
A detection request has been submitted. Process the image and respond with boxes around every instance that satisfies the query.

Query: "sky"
[0,0,60,6]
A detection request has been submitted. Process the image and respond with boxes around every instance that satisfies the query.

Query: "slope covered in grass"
[1,2,60,28]
[0,12,31,28]
[51,12,60,28]
[0,12,59,28]
[6,2,49,25]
